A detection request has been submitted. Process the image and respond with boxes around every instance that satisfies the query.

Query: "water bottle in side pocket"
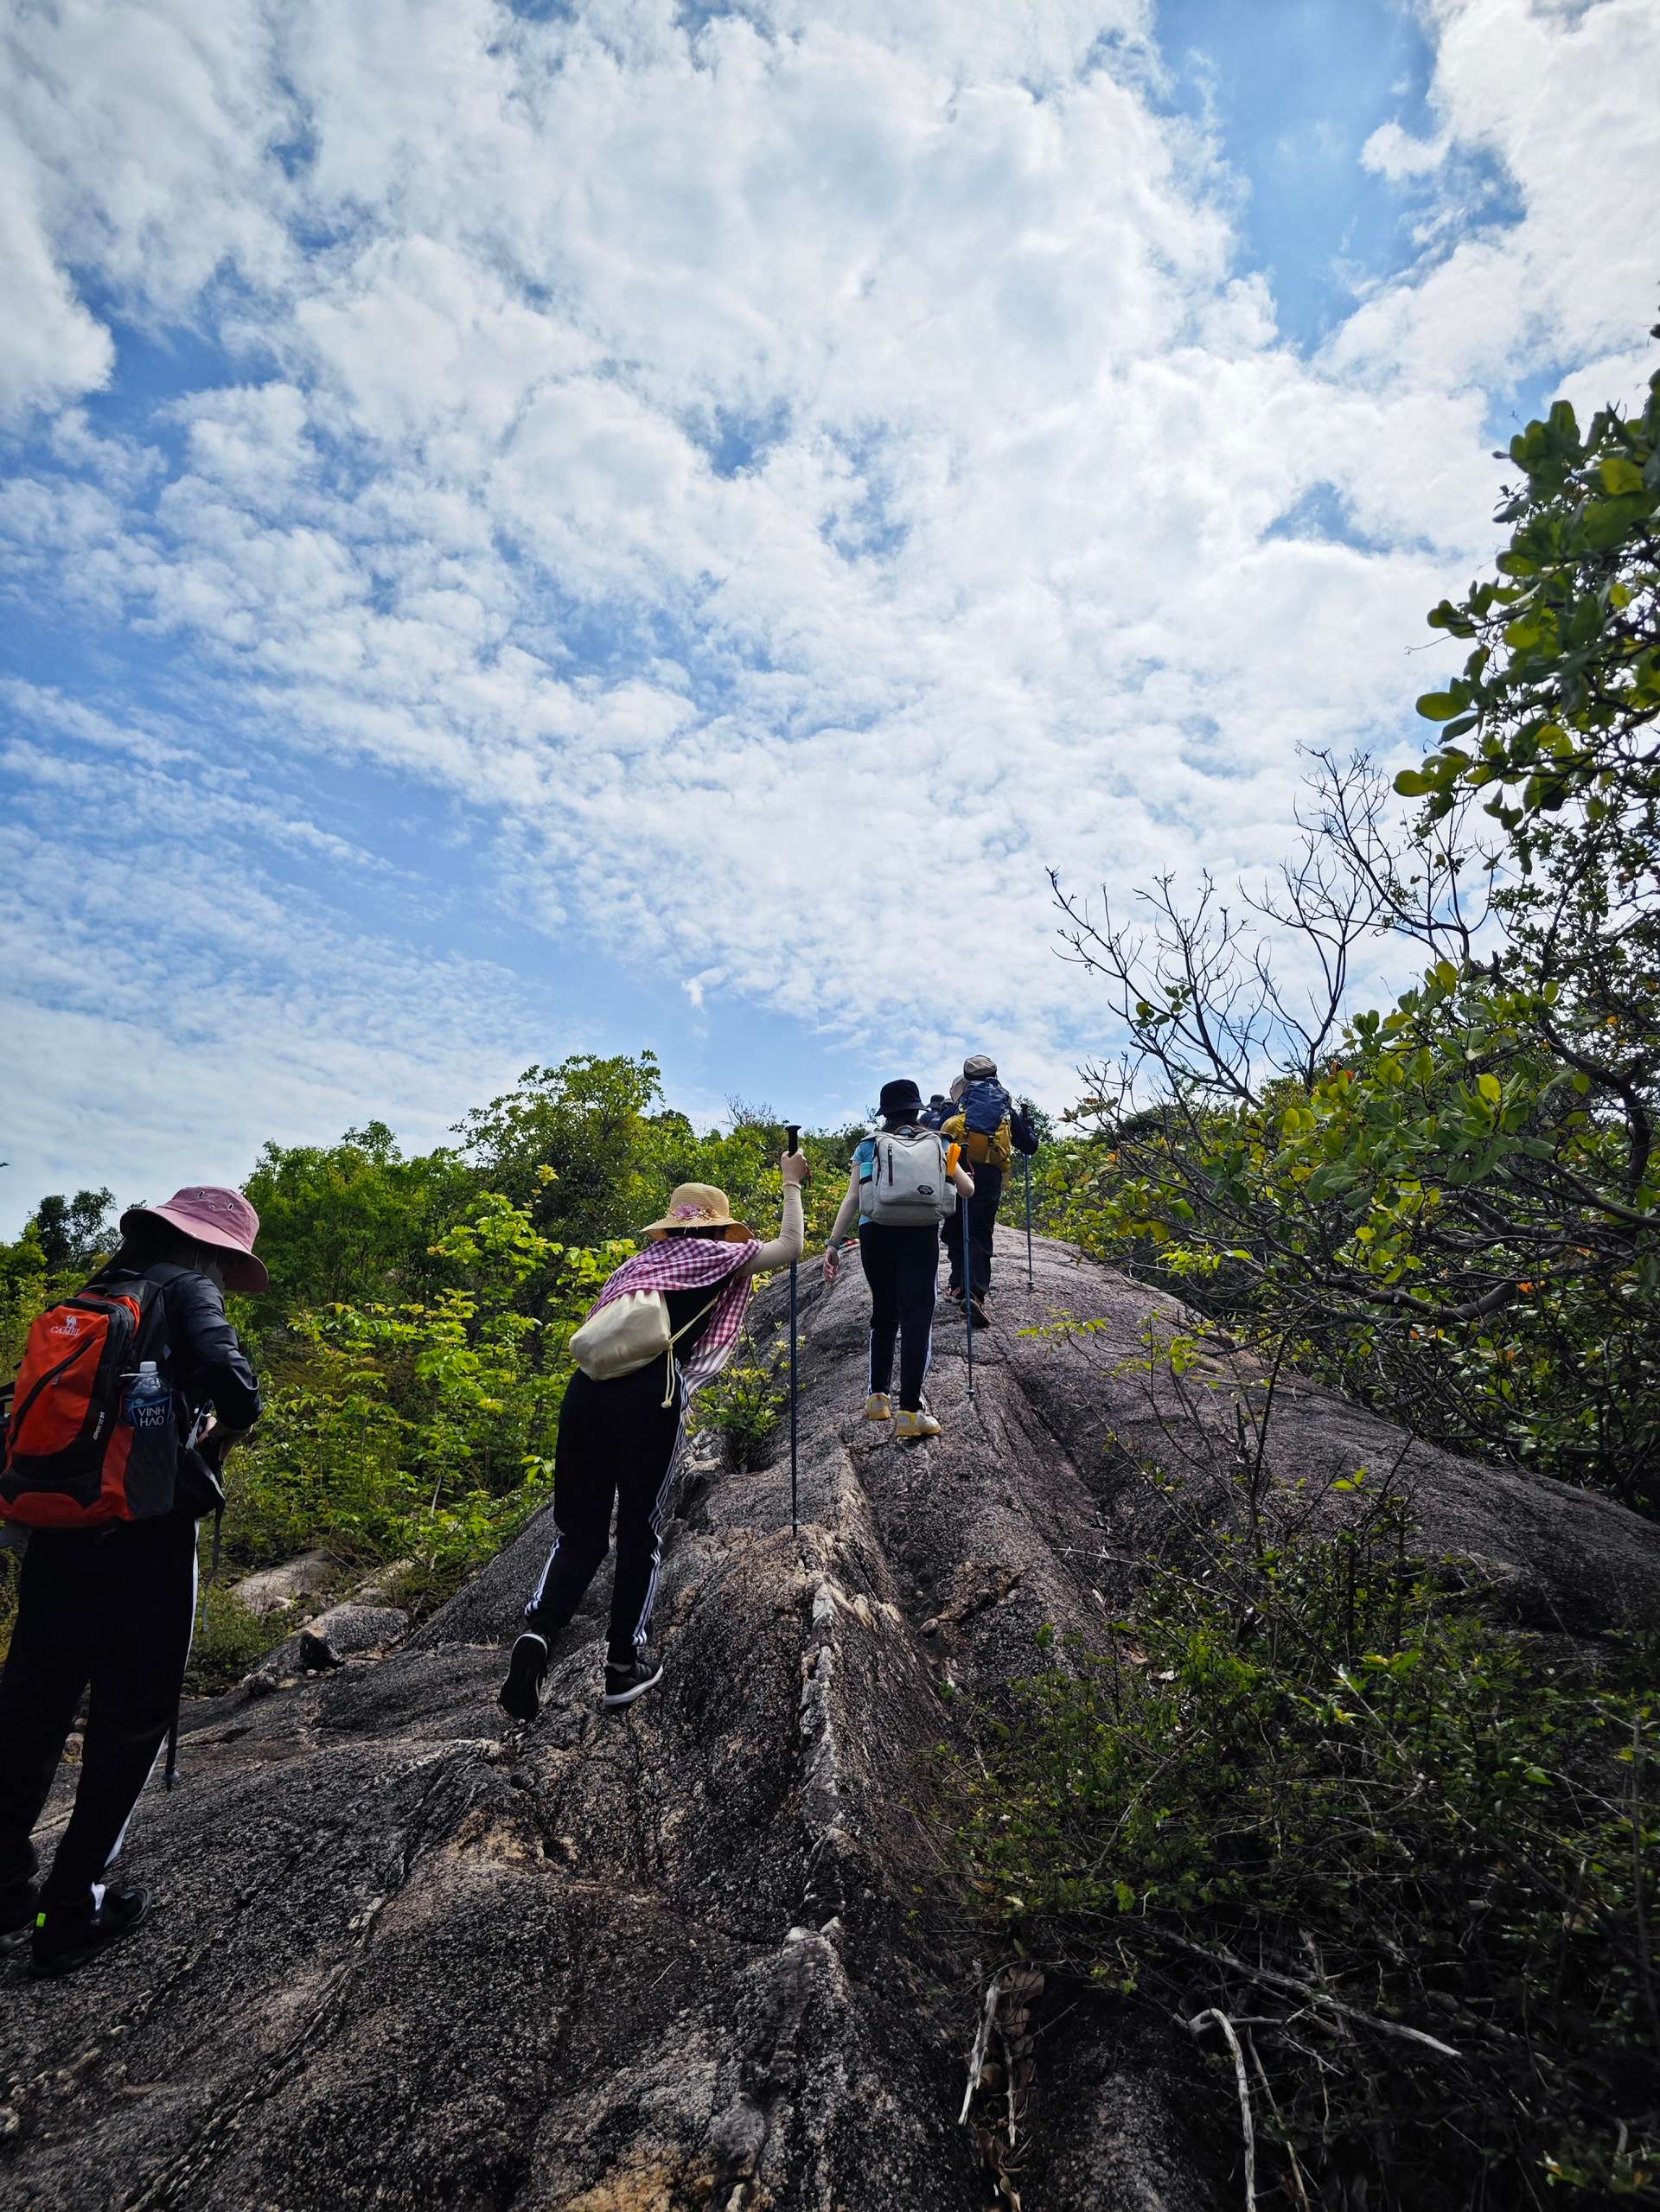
[122,1361,172,1432]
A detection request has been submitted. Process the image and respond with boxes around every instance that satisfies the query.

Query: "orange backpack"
[0,1272,182,1529]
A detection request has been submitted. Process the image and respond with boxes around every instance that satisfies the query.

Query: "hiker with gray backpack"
[822,1081,975,1441]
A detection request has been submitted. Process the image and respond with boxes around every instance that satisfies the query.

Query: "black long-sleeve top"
[87,1262,262,1516]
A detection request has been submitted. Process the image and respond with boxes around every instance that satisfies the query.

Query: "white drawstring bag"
[567,1291,719,1406]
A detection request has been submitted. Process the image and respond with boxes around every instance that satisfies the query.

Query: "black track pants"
[0,1513,197,1918]
[859,1222,939,1411]
[524,1364,685,1665]
[943,1160,1004,1301]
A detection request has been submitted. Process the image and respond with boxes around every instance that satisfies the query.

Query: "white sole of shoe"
[602,1658,665,1709]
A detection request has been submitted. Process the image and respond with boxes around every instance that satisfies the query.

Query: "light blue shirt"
[852,1135,878,1224]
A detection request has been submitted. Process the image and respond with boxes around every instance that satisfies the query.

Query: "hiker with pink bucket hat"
[0,1185,266,1979]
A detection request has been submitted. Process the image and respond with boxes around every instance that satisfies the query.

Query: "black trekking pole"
[962,1183,974,1400]
[786,1124,801,1534]
[1025,1151,1034,1292]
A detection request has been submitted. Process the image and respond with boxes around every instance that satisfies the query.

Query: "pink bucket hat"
[120,1186,269,1294]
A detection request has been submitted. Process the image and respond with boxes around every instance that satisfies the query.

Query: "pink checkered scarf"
[590,1236,761,1394]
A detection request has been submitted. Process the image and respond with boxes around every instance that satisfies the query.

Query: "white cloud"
[1,0,1657,1217]
[1360,120,1450,181]
[1338,0,1658,389]
[0,161,113,420]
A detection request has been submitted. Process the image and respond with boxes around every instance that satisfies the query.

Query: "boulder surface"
[3,1233,1657,2209]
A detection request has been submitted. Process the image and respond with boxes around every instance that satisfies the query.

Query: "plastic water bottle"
[122,1361,171,1431]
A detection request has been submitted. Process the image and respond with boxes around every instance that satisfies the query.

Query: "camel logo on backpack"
[0,1275,181,1528]
[865,1129,957,1226]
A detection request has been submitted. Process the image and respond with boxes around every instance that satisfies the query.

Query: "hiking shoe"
[894,1406,942,1441]
[603,1645,664,1709]
[30,1887,149,1980]
[0,1884,37,1954]
[499,1631,548,1724]
[967,1302,991,1330]
[864,1392,892,1422]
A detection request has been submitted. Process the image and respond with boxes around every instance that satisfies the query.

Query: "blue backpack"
[958,1079,1012,1165]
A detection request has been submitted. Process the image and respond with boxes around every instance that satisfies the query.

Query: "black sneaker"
[968,1301,991,1329]
[603,1645,664,1709]
[30,1886,149,1980]
[0,1884,36,1955]
[499,1631,548,1724]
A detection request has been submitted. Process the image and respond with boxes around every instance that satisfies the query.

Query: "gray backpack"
[865,1128,955,1226]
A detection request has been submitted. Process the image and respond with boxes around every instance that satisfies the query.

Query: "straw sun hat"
[638,1183,754,1243]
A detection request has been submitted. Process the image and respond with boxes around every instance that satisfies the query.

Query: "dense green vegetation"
[0,1057,860,1686]
[959,1446,1659,2206]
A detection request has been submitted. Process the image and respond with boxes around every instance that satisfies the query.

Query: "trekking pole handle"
[786,1124,800,1153]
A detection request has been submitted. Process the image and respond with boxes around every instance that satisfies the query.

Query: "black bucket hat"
[878,1078,923,1118]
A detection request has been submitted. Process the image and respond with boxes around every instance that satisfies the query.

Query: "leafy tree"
[455,1053,666,1246]
[0,1223,48,1377]
[30,1188,115,1273]
[1049,328,1660,1509]
[243,1123,477,1326]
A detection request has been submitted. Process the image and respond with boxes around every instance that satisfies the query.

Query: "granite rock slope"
[3,1233,1657,2211]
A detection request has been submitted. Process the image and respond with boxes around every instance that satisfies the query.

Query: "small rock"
[297,1603,411,1671]
[246,1603,409,1691]
[231,1551,340,1618]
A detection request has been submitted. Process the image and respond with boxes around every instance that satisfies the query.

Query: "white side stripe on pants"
[632,1377,687,1648]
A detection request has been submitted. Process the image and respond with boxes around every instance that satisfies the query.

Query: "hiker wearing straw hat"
[0,1186,266,1979]
[823,1081,975,1442]
[500,1154,807,1724]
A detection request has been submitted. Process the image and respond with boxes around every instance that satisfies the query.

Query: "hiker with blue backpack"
[0,1187,265,1979]
[499,1151,808,1724]
[941,1055,1040,1328]
[823,1081,976,1441]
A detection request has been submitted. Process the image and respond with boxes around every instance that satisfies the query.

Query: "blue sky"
[2,0,1657,1227]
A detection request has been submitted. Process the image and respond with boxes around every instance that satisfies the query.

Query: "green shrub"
[691,1347,788,1469]
[957,1488,1660,2207]
[184,1581,290,1696]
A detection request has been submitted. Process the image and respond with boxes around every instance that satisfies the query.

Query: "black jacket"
[88,1263,262,1517]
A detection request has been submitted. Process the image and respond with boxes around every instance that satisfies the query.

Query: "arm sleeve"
[166,1272,263,1430]
[827,1163,864,1247]
[737,1182,806,1276]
